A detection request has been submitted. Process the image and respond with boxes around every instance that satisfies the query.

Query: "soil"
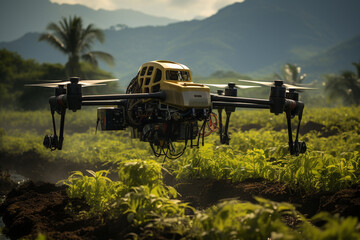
[0,181,132,240]
[1,177,360,240]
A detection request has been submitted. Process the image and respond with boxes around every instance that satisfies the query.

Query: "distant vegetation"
[0,49,115,109]
[324,60,360,106]
[273,63,307,85]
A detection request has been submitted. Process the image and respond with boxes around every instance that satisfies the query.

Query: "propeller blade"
[235,84,261,89]
[238,79,316,90]
[80,79,118,84]
[283,83,316,90]
[204,84,228,88]
[24,83,60,88]
[25,82,108,88]
[204,83,260,89]
[25,79,118,88]
[238,79,273,86]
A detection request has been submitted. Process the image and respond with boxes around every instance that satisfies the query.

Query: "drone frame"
[44,77,306,156]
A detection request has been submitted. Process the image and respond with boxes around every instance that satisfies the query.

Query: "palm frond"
[80,25,105,54]
[38,34,67,54]
[82,51,115,67]
[351,60,360,78]
[84,24,105,43]
[81,52,98,66]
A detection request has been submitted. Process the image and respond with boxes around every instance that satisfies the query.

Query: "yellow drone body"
[137,60,211,108]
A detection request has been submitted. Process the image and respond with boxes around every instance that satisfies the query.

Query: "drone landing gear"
[217,108,232,145]
[285,101,306,156]
[43,97,66,151]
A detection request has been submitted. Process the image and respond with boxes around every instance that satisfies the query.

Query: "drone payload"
[27,60,309,159]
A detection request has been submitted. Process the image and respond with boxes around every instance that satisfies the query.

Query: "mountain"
[0,0,178,42]
[100,0,360,78]
[302,35,360,77]
[1,0,359,80]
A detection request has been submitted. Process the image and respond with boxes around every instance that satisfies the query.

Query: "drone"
[27,60,311,159]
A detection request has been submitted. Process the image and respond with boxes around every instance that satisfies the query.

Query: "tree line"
[0,49,116,109]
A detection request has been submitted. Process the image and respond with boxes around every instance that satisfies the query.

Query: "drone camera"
[43,134,58,150]
[97,107,127,131]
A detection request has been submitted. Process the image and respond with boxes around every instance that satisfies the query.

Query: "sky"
[49,0,244,20]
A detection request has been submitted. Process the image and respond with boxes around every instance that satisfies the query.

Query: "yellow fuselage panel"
[161,81,210,108]
[136,60,210,108]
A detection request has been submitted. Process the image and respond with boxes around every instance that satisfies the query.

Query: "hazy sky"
[49,0,244,20]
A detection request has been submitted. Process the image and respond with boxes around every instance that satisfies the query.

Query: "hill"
[302,34,360,77]
[1,0,359,80]
[0,0,178,42]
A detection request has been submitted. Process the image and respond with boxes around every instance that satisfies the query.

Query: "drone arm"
[211,94,272,144]
[47,91,166,108]
[211,94,271,106]
[212,101,270,109]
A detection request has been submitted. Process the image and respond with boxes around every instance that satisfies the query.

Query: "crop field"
[0,106,360,239]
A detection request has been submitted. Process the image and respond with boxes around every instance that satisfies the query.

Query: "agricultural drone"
[28,60,310,159]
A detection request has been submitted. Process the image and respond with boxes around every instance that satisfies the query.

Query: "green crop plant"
[115,159,164,188]
[61,161,191,225]
[61,170,126,213]
[171,132,360,193]
[60,169,360,239]
[189,198,360,240]
[301,212,360,240]
[189,198,299,240]
[120,185,191,226]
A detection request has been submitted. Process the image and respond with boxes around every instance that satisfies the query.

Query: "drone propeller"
[25,78,118,88]
[237,79,316,90]
[204,83,260,89]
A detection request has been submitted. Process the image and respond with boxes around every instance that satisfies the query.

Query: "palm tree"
[39,16,114,77]
[274,63,307,85]
[324,60,360,106]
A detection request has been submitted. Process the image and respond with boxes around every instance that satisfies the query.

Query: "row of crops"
[1,107,360,239]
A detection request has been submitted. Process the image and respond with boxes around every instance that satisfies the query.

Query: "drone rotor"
[25,78,118,88]
[237,79,316,90]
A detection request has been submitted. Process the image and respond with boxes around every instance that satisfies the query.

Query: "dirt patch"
[175,178,360,218]
[0,169,17,196]
[0,181,133,240]
[240,123,263,131]
[300,121,339,137]
[0,151,107,184]
[272,121,339,137]
[320,187,360,216]
[1,179,360,239]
